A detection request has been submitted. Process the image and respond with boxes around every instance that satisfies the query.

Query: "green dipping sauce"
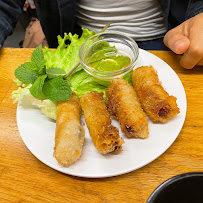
[86,41,131,72]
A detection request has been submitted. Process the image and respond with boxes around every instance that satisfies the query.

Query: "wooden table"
[0,48,202,202]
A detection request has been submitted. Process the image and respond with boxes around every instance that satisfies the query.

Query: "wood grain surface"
[0,48,202,203]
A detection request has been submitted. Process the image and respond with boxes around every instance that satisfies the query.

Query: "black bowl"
[147,172,203,203]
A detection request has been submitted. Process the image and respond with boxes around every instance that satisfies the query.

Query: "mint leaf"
[31,44,45,74]
[30,75,47,99]
[46,67,66,79]
[15,62,38,84]
[42,76,72,101]
[24,61,38,72]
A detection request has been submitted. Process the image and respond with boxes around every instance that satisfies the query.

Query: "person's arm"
[0,0,25,48]
[164,1,203,69]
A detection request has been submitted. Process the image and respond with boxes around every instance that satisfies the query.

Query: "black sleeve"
[158,0,203,31]
[185,0,203,20]
[34,0,61,48]
[0,0,25,48]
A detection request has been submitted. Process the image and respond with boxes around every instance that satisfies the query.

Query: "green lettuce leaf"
[12,85,32,103]
[44,28,96,73]
[43,28,131,98]
[68,69,110,98]
[27,96,58,120]
[12,86,57,120]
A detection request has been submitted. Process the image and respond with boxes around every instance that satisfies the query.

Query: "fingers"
[180,43,203,69]
[164,13,203,69]
[180,16,203,69]
[164,26,190,54]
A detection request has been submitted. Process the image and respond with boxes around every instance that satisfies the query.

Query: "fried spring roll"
[80,92,124,154]
[54,93,85,166]
[131,66,180,122]
[106,78,149,138]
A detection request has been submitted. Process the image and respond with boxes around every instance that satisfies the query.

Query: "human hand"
[164,13,203,69]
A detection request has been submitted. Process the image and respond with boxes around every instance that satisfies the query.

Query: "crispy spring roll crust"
[131,66,180,122]
[54,93,85,167]
[106,78,149,138]
[80,92,124,154]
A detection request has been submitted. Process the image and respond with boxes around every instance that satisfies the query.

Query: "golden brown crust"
[80,92,124,154]
[54,93,85,166]
[131,65,180,122]
[106,78,149,138]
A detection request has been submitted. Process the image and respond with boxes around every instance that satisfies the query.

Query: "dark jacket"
[0,0,203,48]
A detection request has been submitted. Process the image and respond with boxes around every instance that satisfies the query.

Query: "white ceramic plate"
[17,49,187,178]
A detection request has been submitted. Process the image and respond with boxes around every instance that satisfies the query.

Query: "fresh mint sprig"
[14,44,72,101]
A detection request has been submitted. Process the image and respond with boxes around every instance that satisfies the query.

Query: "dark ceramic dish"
[147,172,203,203]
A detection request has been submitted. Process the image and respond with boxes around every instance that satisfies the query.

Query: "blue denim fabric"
[0,0,203,49]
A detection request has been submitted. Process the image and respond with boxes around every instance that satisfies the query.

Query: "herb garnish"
[14,44,72,101]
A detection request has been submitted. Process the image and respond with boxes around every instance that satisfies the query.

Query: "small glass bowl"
[79,32,139,80]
